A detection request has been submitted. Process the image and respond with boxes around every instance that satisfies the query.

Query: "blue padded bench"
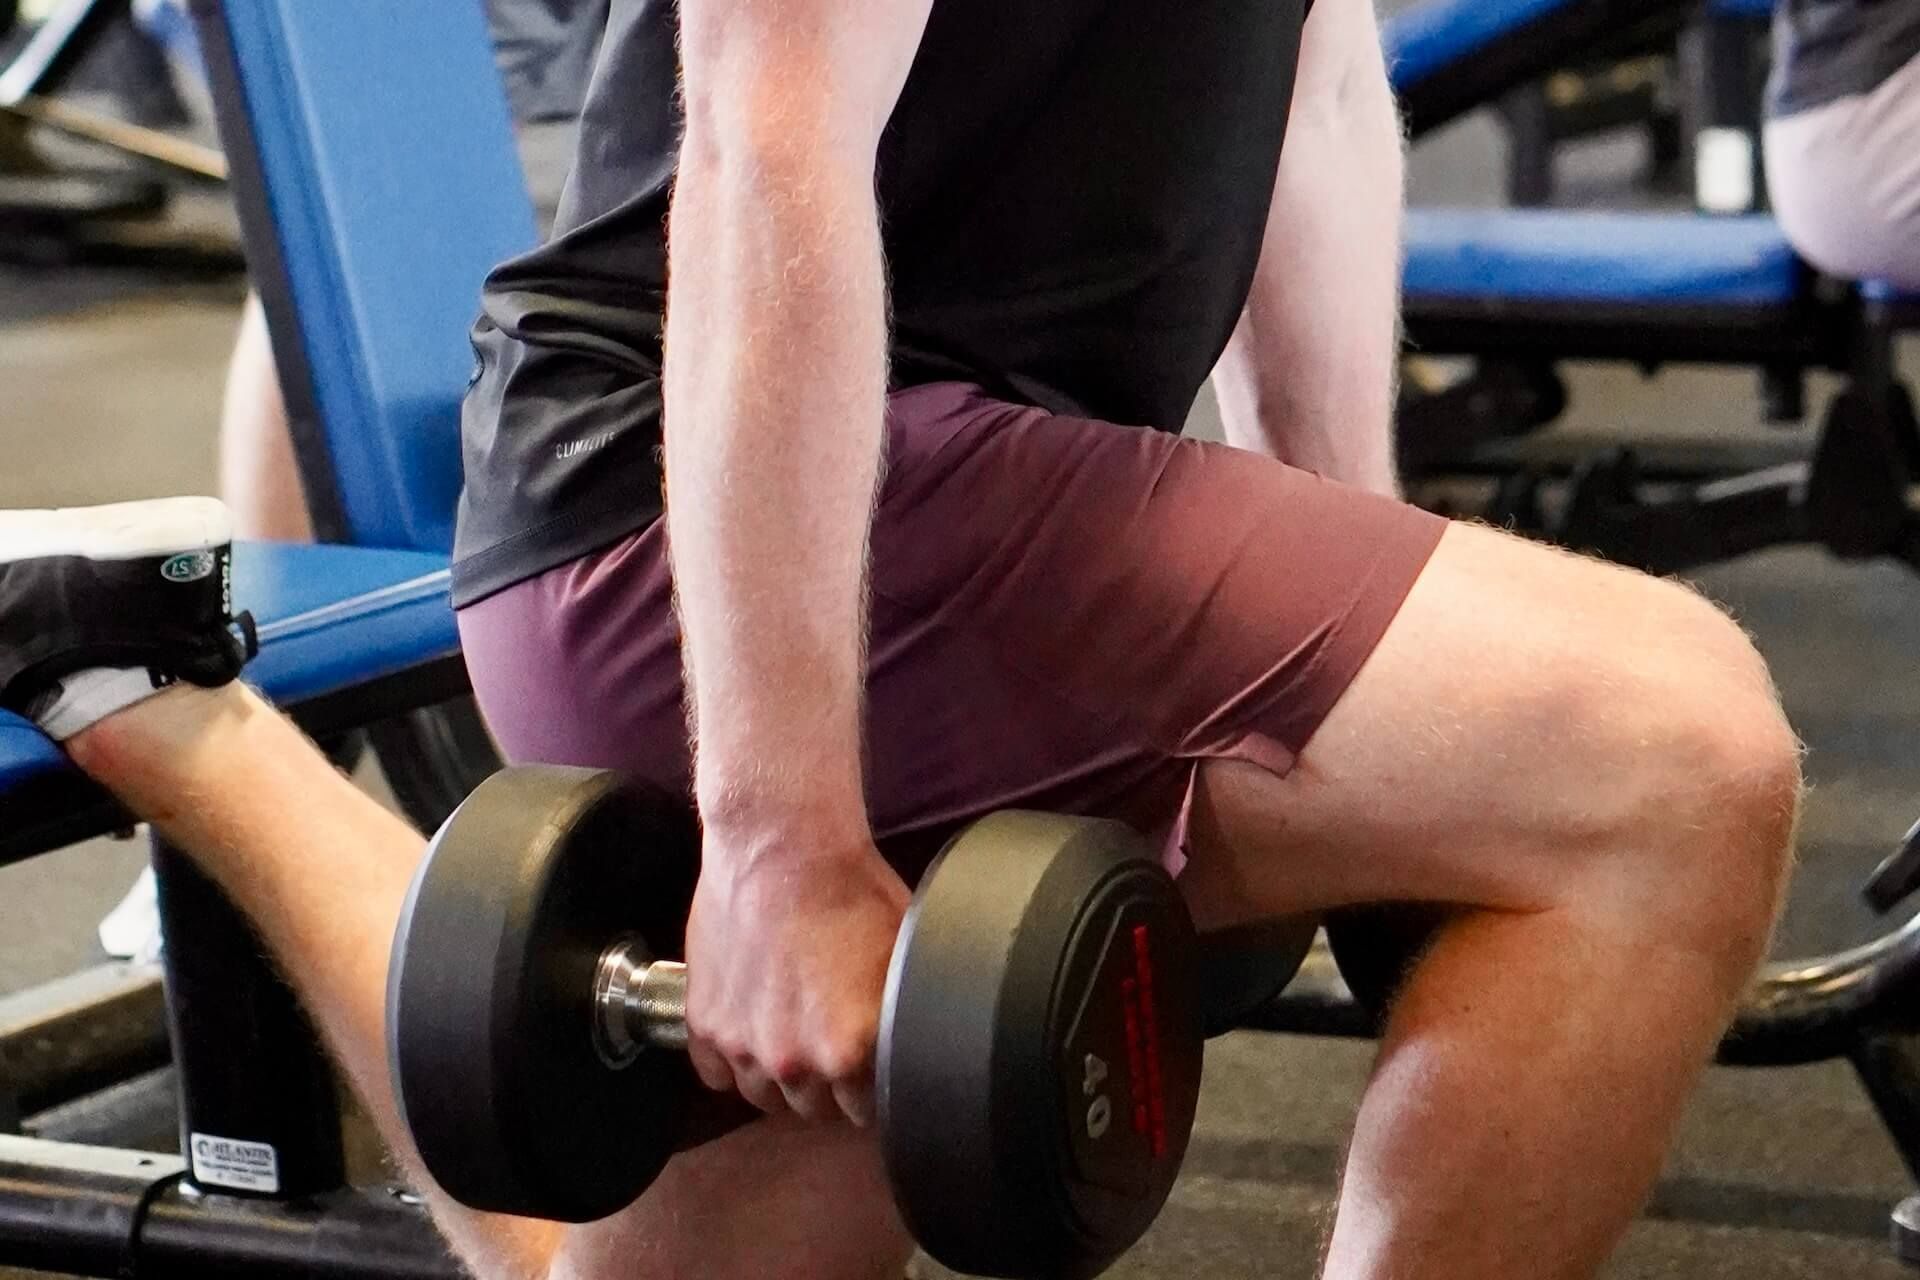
[0,9,534,1265]
[1397,205,1920,581]
[1385,0,1699,137]
[0,544,462,860]
[1399,209,1845,366]
[2,0,533,860]
[1386,0,1779,210]
[1387,0,1570,96]
[1405,210,1802,307]
[193,0,536,555]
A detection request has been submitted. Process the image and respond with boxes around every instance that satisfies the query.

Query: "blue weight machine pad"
[1385,0,1758,136]
[1387,0,1770,91]
[1386,0,1572,92]
[1405,210,1805,307]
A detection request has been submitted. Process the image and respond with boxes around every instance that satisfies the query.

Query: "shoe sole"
[0,497,232,563]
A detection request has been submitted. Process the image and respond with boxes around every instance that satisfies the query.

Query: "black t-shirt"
[453,0,1308,606]
[1769,0,1920,117]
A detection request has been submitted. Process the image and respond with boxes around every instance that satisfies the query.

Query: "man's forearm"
[1212,0,1404,497]
[663,132,888,841]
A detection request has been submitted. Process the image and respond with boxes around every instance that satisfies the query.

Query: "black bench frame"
[1401,268,1920,578]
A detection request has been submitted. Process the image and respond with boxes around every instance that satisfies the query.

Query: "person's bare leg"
[1178,523,1800,1279]
[65,686,911,1280]
[67,686,557,1278]
[550,1115,910,1280]
[218,293,313,542]
[99,297,308,969]
[1210,0,1403,495]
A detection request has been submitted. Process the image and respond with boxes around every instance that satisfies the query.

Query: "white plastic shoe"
[0,496,232,563]
[98,863,164,965]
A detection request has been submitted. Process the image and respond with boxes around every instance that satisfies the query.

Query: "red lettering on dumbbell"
[1132,924,1167,1158]
[1121,976,1149,1136]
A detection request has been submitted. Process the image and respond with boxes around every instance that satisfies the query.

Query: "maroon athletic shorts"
[456,382,1445,880]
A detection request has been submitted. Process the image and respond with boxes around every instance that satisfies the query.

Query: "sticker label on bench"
[189,1133,281,1193]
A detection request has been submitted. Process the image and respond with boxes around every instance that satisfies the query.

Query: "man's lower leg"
[66,684,563,1280]
[1320,899,1764,1279]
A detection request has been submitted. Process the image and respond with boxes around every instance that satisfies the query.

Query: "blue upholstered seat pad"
[1405,209,1805,306]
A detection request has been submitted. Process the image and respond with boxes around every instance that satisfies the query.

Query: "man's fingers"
[778,1076,840,1122]
[831,1078,875,1129]
[733,1061,791,1116]
[688,1038,736,1095]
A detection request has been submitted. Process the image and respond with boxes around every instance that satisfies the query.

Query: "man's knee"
[1574,575,1800,956]
[1635,579,1800,830]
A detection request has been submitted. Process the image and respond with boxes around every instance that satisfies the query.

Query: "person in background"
[1763,0,1920,288]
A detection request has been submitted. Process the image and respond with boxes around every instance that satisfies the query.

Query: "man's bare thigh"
[1179,520,1788,928]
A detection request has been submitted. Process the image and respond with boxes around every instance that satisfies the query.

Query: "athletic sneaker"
[0,497,256,741]
[99,863,163,965]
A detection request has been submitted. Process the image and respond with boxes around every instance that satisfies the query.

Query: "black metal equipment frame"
[1676,1,1769,212]
[1402,285,1920,580]
[1398,0,1698,142]
[1499,54,1681,208]
[1420,0,1765,213]
[0,1135,454,1278]
[1392,0,1918,575]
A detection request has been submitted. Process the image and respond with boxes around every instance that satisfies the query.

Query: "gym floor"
[7,71,1920,1280]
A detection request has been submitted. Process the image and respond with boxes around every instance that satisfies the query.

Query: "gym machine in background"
[1492,0,1772,211]
[0,0,239,274]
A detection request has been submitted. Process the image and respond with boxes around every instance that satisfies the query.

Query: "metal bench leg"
[151,833,345,1199]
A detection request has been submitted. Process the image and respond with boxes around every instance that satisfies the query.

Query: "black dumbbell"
[387,765,1204,1278]
[1324,903,1453,1017]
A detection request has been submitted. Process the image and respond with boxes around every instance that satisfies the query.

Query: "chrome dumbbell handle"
[593,942,689,1068]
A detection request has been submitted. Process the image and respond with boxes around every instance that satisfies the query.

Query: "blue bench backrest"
[190,0,539,554]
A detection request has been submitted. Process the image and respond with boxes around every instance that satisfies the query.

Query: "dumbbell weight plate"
[1197,917,1319,1037]
[1324,903,1452,1018]
[878,812,1204,1279]
[388,766,709,1222]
